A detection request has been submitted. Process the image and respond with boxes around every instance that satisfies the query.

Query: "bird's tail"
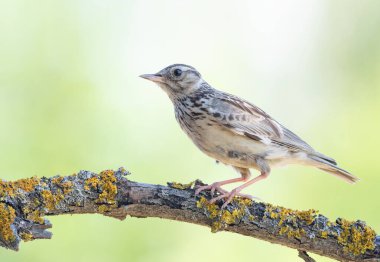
[308,153,359,184]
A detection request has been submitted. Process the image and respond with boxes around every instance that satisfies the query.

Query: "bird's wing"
[209,92,314,152]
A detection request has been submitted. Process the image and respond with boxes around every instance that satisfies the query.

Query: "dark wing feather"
[209,92,315,152]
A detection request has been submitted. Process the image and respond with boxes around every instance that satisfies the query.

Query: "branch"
[0,168,379,261]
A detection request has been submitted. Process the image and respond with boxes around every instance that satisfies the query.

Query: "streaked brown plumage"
[140,64,358,208]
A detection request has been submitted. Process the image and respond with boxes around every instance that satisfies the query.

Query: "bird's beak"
[139,73,164,83]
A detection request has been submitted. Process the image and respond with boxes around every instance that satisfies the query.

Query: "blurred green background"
[1,0,379,261]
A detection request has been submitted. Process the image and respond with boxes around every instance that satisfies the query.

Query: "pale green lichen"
[168,181,195,190]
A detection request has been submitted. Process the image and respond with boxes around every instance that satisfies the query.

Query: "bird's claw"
[195,183,259,209]
[209,191,255,209]
[194,182,228,196]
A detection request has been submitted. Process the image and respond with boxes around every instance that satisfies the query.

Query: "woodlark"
[140,64,358,208]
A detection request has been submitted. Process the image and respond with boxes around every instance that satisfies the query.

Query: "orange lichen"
[279,225,305,239]
[22,176,73,223]
[337,219,376,255]
[51,177,73,195]
[0,203,16,242]
[265,205,318,240]
[0,174,75,233]
[296,210,318,225]
[320,231,328,239]
[0,170,121,245]
[84,176,100,191]
[20,232,33,242]
[41,190,64,211]
[211,221,222,233]
[98,204,115,213]
[0,177,40,197]
[196,196,219,219]
[196,196,252,232]
[221,210,236,225]
[25,210,44,224]
[220,198,248,225]
[84,170,118,212]
[266,205,318,226]
[97,170,117,204]
[51,176,64,184]
[236,197,253,206]
[61,181,73,194]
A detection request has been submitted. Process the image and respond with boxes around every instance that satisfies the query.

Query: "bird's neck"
[172,82,215,104]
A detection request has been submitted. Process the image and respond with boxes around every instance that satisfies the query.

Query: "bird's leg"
[194,167,251,196]
[210,171,269,209]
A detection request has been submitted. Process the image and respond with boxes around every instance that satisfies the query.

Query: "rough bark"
[0,168,378,261]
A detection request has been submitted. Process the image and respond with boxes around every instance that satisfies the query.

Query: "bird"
[140,64,358,209]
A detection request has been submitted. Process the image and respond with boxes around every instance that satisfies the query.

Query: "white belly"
[187,122,295,169]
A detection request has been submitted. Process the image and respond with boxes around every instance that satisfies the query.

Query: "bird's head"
[140,64,203,99]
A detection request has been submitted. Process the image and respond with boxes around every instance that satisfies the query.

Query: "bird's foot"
[209,190,254,209]
[194,182,228,196]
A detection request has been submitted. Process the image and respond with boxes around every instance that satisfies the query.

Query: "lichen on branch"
[0,168,379,262]
[0,168,126,249]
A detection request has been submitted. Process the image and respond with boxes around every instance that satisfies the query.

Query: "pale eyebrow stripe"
[188,69,201,78]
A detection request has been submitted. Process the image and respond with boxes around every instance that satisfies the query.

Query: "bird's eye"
[173,68,182,77]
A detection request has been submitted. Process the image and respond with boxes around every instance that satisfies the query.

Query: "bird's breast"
[174,105,270,168]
